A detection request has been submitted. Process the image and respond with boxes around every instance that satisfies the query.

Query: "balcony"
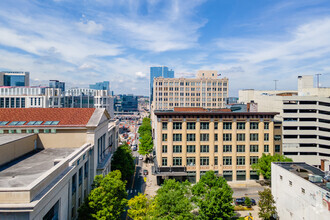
[152,166,188,176]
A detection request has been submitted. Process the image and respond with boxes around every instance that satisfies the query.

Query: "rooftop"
[0,108,96,127]
[0,133,35,145]
[274,162,330,192]
[0,148,76,188]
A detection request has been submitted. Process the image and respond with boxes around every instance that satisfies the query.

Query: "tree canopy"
[128,193,154,220]
[78,170,127,220]
[252,153,292,179]
[138,117,153,156]
[258,188,277,220]
[192,171,234,220]
[111,143,135,182]
[152,179,194,220]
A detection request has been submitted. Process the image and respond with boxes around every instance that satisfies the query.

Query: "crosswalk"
[127,189,138,194]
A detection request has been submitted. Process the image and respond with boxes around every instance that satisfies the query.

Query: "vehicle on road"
[143,169,148,175]
[235,197,256,206]
[139,155,143,160]
[132,146,137,151]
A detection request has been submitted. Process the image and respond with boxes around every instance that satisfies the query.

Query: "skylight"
[0,121,9,125]
[27,121,43,125]
[44,121,60,125]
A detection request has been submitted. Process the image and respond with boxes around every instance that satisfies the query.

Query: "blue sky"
[0,0,330,96]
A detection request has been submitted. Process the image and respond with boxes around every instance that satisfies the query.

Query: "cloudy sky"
[0,0,330,96]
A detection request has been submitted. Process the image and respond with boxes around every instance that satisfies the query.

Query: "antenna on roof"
[273,80,278,90]
[316,73,321,88]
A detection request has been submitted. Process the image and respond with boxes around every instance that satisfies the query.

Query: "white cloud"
[77,20,104,35]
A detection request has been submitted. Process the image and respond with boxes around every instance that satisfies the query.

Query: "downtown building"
[0,71,29,87]
[239,75,330,167]
[0,108,119,219]
[153,107,282,183]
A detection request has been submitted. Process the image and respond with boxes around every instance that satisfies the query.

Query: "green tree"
[138,133,153,156]
[244,197,252,208]
[152,179,194,220]
[258,188,277,220]
[111,143,135,182]
[138,118,152,137]
[78,170,128,220]
[128,193,154,220]
[252,153,292,179]
[192,171,234,220]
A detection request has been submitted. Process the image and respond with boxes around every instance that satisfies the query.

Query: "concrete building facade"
[0,108,119,219]
[153,107,282,183]
[0,71,29,87]
[272,162,330,220]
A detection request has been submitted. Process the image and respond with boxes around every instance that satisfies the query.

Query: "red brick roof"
[0,108,96,127]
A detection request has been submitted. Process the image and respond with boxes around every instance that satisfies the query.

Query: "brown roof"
[0,108,96,127]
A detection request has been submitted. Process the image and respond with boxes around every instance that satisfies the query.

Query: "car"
[132,146,137,151]
[139,155,143,160]
[143,169,148,175]
[235,197,256,206]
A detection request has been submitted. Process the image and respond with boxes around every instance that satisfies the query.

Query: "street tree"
[245,197,252,208]
[138,118,152,137]
[128,193,154,220]
[258,188,277,220]
[192,171,234,219]
[111,143,135,182]
[152,179,194,219]
[78,170,127,220]
[138,133,153,156]
[252,153,292,179]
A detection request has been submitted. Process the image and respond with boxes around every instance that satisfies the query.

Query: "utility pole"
[273,80,278,90]
[316,73,322,88]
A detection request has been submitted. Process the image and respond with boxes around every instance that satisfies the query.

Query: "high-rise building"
[89,81,110,92]
[49,80,65,92]
[152,70,228,111]
[153,107,282,183]
[150,66,174,106]
[0,71,29,86]
[114,94,138,112]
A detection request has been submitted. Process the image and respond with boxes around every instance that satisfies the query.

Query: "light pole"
[273,80,278,90]
[316,73,322,88]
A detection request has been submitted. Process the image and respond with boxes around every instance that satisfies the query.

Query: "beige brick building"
[152,70,229,111]
[154,107,282,183]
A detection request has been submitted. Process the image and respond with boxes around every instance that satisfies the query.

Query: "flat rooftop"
[0,148,77,188]
[0,133,35,145]
[274,162,329,192]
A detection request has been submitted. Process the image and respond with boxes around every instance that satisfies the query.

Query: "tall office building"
[150,66,174,106]
[0,71,29,86]
[49,80,65,92]
[89,81,110,92]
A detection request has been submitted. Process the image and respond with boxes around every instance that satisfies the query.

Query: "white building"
[272,162,330,220]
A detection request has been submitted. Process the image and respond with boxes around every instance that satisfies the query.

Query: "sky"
[0,0,330,96]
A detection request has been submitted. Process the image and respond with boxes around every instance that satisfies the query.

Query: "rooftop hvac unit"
[309,175,323,183]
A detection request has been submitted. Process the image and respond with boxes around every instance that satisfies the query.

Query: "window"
[275,145,281,152]
[187,133,196,141]
[27,121,43,125]
[173,122,182,130]
[173,134,182,141]
[237,122,245,130]
[200,122,209,130]
[187,122,196,130]
[280,175,283,180]
[162,134,168,141]
[173,145,182,153]
[173,157,182,166]
[223,133,232,141]
[237,156,245,165]
[223,156,232,165]
[162,145,167,153]
[264,145,269,153]
[162,122,167,130]
[223,145,232,152]
[237,145,245,152]
[264,122,269,130]
[9,121,26,125]
[187,157,196,166]
[214,122,218,129]
[84,161,88,179]
[250,156,258,165]
[72,174,77,195]
[264,133,269,141]
[79,167,83,186]
[250,145,259,152]
[200,133,209,141]
[0,121,8,125]
[237,133,245,141]
[250,133,258,141]
[274,135,281,141]
[223,122,232,130]
[214,133,218,141]
[301,188,305,194]
[187,145,196,153]
[289,180,292,186]
[214,145,218,152]
[200,145,209,153]
[44,121,60,125]
[162,157,167,166]
[214,156,218,165]
[250,122,259,129]
[200,157,209,166]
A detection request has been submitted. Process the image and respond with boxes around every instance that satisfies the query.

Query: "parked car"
[143,169,148,175]
[235,197,256,206]
[132,146,137,151]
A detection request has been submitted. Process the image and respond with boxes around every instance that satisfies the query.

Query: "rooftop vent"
[309,175,323,183]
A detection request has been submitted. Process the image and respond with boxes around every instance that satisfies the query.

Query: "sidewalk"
[142,162,159,197]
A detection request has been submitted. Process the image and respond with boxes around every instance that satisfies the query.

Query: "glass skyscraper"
[89,81,110,92]
[150,66,174,106]
[0,71,29,86]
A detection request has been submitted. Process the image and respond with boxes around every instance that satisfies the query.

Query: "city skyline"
[0,0,330,96]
